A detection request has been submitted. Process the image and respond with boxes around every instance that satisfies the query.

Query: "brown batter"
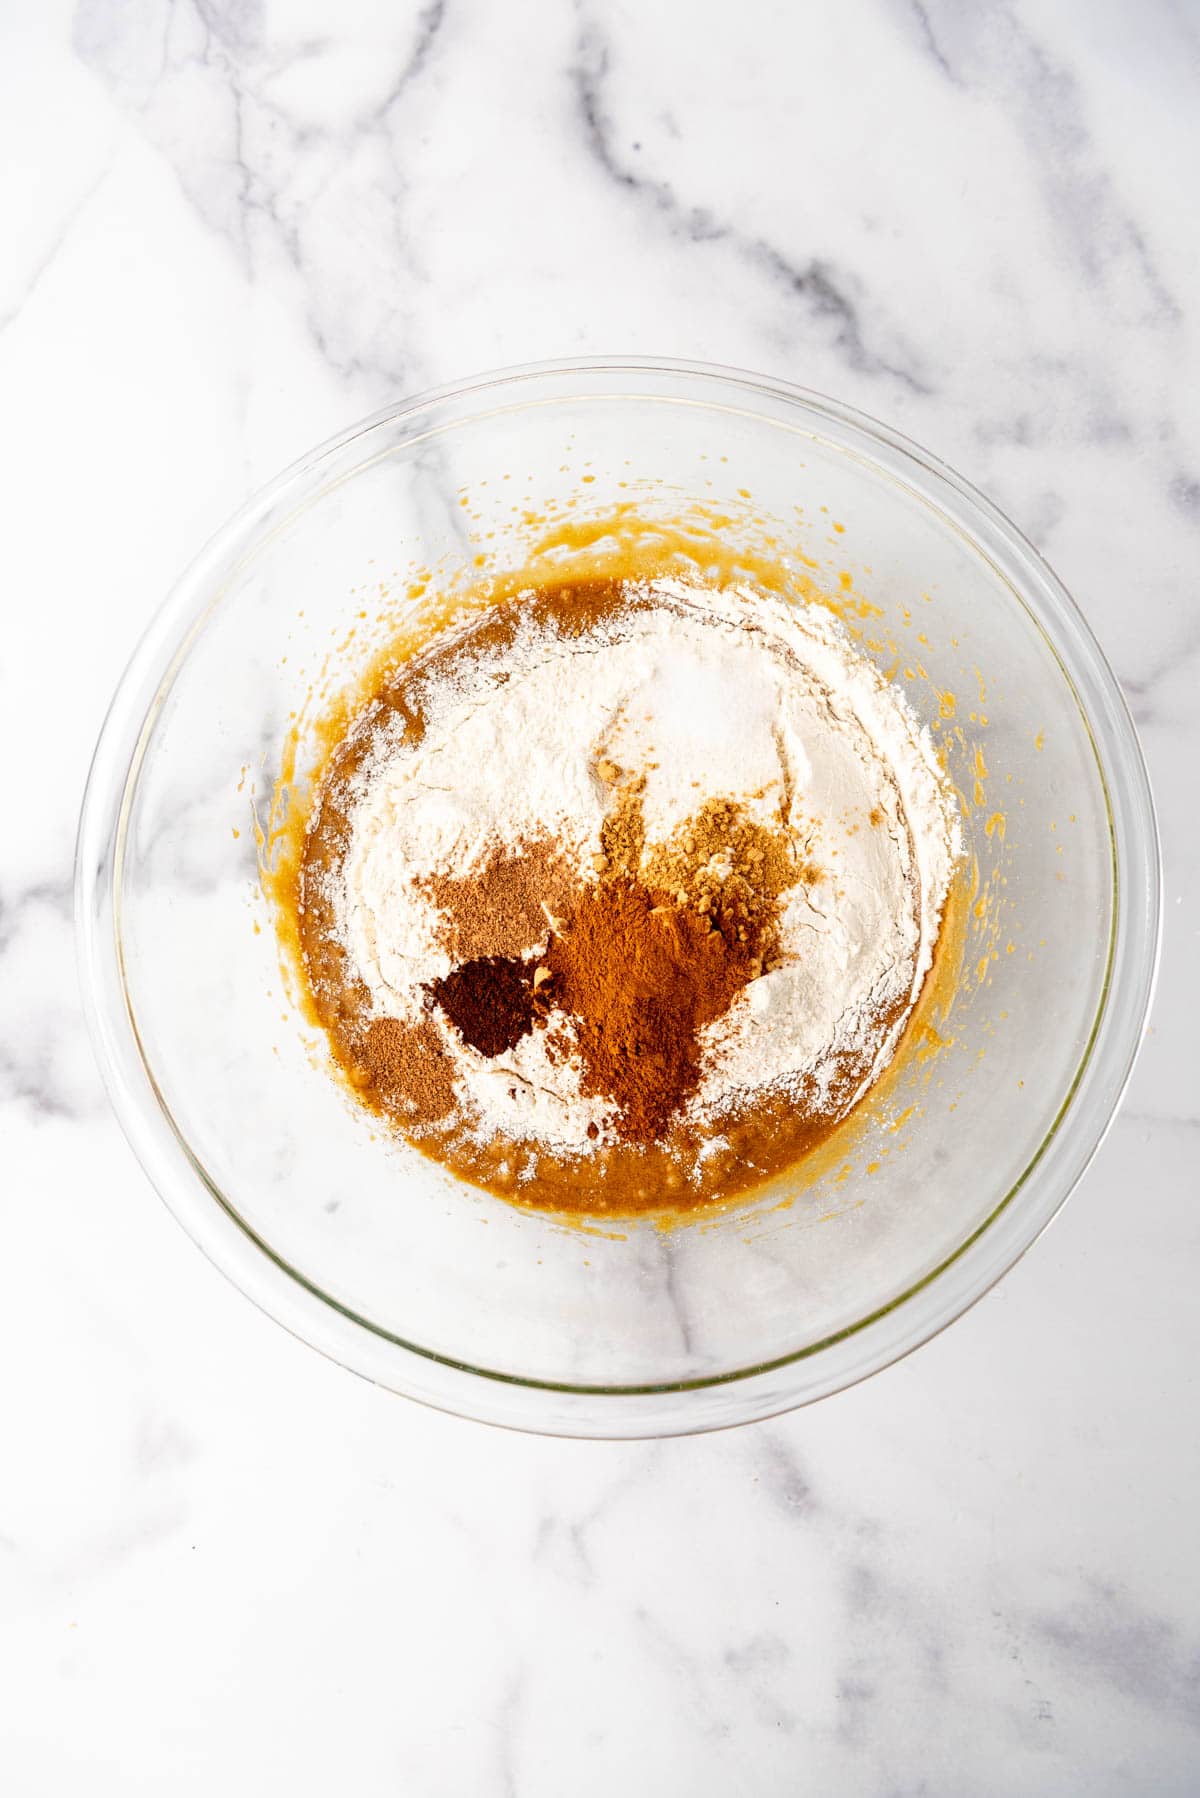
[275,576,957,1218]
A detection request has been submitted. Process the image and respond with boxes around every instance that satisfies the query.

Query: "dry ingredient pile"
[292,575,962,1214]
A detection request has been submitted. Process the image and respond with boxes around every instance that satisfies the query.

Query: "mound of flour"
[334,579,961,1150]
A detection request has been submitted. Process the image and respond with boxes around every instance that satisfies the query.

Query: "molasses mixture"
[284,574,962,1214]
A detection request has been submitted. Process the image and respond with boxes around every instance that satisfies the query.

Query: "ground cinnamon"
[543,876,758,1144]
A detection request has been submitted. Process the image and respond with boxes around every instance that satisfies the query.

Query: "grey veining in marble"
[1,2,1198,1792]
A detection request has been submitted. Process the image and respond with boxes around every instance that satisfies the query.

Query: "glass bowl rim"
[75,355,1162,1438]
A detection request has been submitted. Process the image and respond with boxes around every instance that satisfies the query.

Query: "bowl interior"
[100,367,1136,1411]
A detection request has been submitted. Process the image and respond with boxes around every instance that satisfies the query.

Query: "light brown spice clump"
[641,796,813,967]
[598,771,646,876]
[418,834,575,962]
[359,1014,455,1126]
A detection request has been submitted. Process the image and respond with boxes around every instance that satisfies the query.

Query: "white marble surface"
[2,1,1198,1789]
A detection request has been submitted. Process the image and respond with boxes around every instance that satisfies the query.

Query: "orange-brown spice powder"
[542,876,761,1143]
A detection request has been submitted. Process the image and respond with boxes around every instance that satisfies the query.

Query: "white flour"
[333,579,961,1150]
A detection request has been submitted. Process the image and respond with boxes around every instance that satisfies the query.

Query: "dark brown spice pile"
[426,955,540,1058]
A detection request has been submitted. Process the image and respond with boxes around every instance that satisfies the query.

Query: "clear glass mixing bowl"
[76,359,1160,1436]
